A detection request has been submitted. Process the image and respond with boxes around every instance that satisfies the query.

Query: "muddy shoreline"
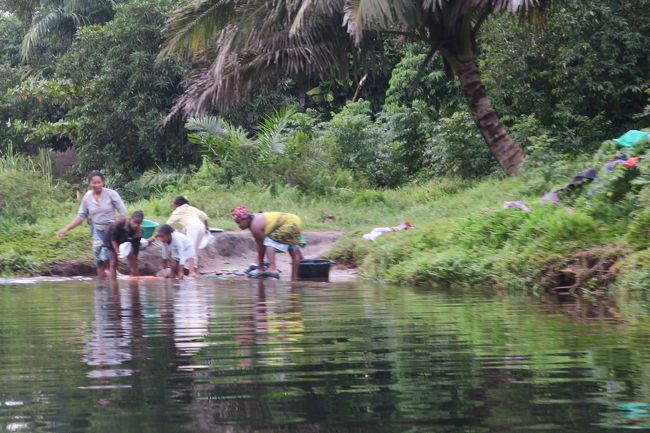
[41,231,358,283]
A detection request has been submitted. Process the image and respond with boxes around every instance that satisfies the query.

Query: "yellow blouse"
[167,204,208,229]
[262,212,302,235]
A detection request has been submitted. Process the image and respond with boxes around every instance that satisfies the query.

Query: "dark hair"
[87,170,104,183]
[157,224,174,235]
[131,210,144,221]
[173,196,190,207]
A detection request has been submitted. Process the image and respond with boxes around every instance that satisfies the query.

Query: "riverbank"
[42,230,357,283]
[1,150,649,306]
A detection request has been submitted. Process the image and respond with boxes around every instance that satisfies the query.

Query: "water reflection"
[3,279,650,432]
[174,280,211,358]
[82,280,136,388]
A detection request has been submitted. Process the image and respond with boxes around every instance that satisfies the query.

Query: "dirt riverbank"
[43,231,357,283]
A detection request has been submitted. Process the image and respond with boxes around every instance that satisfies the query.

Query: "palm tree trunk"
[456,59,525,175]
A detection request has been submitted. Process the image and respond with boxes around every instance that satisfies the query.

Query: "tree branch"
[407,43,439,98]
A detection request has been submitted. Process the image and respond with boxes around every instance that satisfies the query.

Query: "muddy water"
[0,279,649,432]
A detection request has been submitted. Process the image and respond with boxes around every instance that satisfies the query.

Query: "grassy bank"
[1,141,649,312]
[324,144,650,312]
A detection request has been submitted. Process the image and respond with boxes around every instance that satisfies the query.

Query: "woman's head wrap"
[231,205,249,222]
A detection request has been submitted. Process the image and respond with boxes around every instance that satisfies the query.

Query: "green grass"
[1,160,648,309]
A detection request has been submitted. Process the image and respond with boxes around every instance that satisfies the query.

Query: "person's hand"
[56,228,67,239]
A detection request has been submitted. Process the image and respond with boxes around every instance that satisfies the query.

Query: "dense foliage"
[0,0,648,189]
[0,0,649,304]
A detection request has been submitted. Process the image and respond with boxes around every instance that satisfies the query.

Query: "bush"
[423,111,500,178]
[0,170,70,223]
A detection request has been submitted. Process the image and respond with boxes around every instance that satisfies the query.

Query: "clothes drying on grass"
[363,222,413,241]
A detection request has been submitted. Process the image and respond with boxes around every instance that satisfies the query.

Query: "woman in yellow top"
[167,197,209,269]
[231,205,304,281]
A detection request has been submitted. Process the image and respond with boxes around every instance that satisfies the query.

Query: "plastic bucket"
[141,219,159,238]
[298,259,333,282]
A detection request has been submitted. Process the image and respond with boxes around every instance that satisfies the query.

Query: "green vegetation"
[0,0,649,310]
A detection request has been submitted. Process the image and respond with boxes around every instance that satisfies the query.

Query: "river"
[0,279,648,432]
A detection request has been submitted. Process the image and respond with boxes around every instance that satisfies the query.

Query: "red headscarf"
[231,205,249,222]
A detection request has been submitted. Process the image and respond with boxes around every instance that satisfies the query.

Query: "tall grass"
[0,142,54,184]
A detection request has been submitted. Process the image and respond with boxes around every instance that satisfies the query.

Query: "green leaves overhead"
[160,0,553,120]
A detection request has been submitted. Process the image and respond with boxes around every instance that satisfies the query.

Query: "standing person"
[155,224,197,279]
[231,206,305,281]
[56,171,127,278]
[166,196,209,270]
[104,211,144,279]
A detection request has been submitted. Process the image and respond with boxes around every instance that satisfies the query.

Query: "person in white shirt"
[167,196,209,266]
[155,224,197,279]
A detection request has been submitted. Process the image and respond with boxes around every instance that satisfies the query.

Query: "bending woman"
[166,196,209,270]
[104,210,144,279]
[231,206,304,281]
[56,171,127,278]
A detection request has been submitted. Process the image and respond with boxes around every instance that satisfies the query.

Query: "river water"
[0,279,649,432]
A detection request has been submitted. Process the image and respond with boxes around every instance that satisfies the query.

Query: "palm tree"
[21,0,116,61]
[160,0,552,175]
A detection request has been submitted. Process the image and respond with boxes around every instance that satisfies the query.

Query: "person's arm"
[58,195,89,239]
[249,220,266,269]
[166,209,180,227]
[200,211,209,231]
[56,216,84,239]
[111,190,127,217]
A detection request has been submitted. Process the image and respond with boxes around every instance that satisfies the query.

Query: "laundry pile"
[540,129,649,206]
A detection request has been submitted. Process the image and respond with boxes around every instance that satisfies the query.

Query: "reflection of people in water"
[83,280,134,387]
[233,280,305,369]
[174,281,210,357]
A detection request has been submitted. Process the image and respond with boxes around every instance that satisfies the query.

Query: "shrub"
[424,111,500,178]
[0,170,70,223]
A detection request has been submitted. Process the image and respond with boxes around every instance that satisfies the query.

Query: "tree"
[20,0,117,62]
[160,0,552,175]
[54,0,193,177]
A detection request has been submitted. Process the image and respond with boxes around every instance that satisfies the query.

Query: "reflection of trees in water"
[73,281,650,432]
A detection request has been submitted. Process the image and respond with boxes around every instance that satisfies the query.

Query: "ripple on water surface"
[0,278,648,432]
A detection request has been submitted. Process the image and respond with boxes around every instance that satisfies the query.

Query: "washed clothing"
[103,219,142,256]
[161,231,196,267]
[263,236,301,253]
[167,204,209,262]
[261,212,303,246]
[77,188,127,225]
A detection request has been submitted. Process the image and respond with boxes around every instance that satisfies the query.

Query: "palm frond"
[256,106,298,153]
[21,8,66,60]
[159,0,239,59]
[185,115,226,137]
[162,0,555,120]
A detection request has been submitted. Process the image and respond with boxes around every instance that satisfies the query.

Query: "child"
[103,210,144,279]
[155,224,197,279]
